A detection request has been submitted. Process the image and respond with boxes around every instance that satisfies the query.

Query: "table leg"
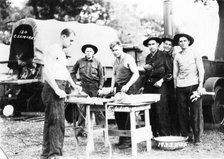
[130,110,137,156]
[104,103,112,157]
[72,104,80,157]
[145,107,152,151]
[86,104,94,158]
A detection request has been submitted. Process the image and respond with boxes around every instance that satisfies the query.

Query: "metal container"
[153,136,188,151]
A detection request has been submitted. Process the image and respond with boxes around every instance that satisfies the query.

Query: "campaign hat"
[173,33,194,46]
[143,37,161,47]
[161,35,174,44]
[81,44,98,54]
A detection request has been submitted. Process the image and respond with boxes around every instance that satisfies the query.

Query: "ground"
[1,116,224,159]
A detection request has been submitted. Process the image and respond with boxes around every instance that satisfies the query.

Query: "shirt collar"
[85,57,94,61]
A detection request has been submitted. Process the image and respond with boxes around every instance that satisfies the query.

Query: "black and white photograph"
[0,0,224,159]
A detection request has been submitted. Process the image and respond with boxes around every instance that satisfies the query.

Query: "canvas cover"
[9,18,119,67]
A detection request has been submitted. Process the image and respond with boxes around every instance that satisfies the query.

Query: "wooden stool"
[107,103,152,156]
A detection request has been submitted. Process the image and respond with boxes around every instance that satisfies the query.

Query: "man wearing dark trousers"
[142,37,172,137]
[41,28,81,159]
[173,33,204,145]
[161,36,180,135]
[109,41,139,149]
[70,44,104,136]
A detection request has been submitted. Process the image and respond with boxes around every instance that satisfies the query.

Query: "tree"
[107,2,163,46]
[77,2,110,24]
[195,0,224,60]
[0,0,11,30]
[26,0,106,20]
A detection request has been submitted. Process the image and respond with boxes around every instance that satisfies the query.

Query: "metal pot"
[153,136,188,151]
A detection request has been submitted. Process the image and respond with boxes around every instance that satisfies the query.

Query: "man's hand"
[197,87,206,96]
[55,88,67,98]
[139,87,144,94]
[153,79,164,88]
[143,64,153,70]
[97,89,103,96]
[121,84,130,93]
[73,84,82,93]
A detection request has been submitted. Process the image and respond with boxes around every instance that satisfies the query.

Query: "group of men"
[40,28,204,159]
[142,33,204,146]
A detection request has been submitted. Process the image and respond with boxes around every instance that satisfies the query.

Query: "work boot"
[118,143,131,149]
[118,137,131,149]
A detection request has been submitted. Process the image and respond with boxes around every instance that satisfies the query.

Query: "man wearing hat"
[142,36,172,137]
[161,36,175,60]
[71,44,104,136]
[173,33,204,145]
[161,36,180,136]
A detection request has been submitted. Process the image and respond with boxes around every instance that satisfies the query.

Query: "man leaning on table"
[109,41,139,149]
[41,28,82,159]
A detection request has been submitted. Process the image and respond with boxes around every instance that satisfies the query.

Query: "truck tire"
[203,77,224,124]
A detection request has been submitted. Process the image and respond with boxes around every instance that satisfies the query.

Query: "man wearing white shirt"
[173,33,204,146]
[41,28,81,159]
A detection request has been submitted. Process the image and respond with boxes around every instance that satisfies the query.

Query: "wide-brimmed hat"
[143,37,161,47]
[173,33,194,46]
[161,35,174,44]
[81,44,98,54]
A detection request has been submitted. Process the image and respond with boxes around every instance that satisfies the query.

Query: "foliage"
[0,0,11,30]
[194,0,216,5]
[26,0,108,20]
[0,0,164,49]
[77,2,110,25]
[107,2,163,45]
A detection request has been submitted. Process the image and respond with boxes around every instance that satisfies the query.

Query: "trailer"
[0,18,119,115]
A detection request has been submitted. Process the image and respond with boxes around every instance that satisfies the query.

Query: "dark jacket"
[144,50,172,84]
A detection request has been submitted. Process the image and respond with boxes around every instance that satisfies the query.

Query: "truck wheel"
[212,86,224,124]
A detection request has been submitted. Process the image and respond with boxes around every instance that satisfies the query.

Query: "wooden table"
[65,97,113,158]
[107,94,160,156]
[66,94,160,157]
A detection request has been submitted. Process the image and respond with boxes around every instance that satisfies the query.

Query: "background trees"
[1,0,223,60]
[195,0,224,60]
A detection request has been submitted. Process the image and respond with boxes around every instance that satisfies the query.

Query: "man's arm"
[173,56,178,88]
[164,54,173,81]
[121,56,139,92]
[98,61,104,90]
[110,68,116,93]
[43,50,66,98]
[66,69,82,91]
[195,53,205,94]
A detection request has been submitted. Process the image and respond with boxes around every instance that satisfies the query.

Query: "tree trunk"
[215,0,224,60]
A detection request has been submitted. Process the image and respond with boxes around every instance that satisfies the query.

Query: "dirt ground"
[1,116,224,159]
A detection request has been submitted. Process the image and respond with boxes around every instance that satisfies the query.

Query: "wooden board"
[66,94,160,106]
[113,93,160,105]
[66,97,113,105]
[0,79,40,85]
